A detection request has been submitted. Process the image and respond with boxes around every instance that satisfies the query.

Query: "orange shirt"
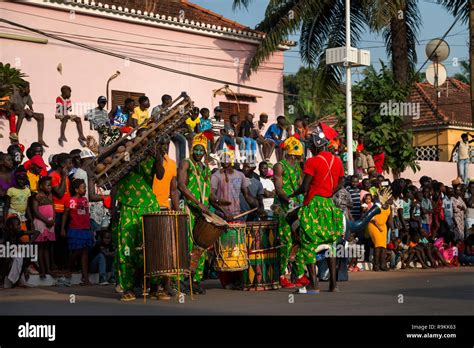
[152,155,177,209]
[49,171,70,212]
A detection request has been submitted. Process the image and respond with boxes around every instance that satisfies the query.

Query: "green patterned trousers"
[278,212,297,276]
[295,196,344,277]
[113,204,160,292]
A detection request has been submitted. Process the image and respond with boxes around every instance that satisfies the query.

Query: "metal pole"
[345,0,354,175]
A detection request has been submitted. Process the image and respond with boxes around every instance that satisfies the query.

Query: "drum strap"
[188,159,207,204]
[316,154,335,192]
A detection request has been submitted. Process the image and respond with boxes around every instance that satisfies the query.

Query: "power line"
[0,7,276,54]
[0,18,300,98]
[413,10,466,79]
[0,25,284,70]
[2,15,470,109]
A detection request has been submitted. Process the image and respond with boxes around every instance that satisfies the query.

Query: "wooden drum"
[242,220,281,291]
[193,212,228,249]
[142,211,189,276]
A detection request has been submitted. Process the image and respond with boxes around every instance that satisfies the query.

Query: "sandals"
[150,291,171,300]
[120,292,136,302]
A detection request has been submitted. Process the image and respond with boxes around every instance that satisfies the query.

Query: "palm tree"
[438,1,473,123]
[453,60,470,84]
[0,63,27,98]
[232,0,420,92]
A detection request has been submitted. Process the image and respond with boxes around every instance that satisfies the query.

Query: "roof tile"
[100,0,262,35]
[407,78,473,129]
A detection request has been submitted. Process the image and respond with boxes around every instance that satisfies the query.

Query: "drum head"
[142,211,188,217]
[203,212,228,227]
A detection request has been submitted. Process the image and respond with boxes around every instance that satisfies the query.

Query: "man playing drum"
[177,134,212,295]
[210,149,258,289]
[273,136,309,289]
[210,149,258,221]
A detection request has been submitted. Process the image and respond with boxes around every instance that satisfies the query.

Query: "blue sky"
[192,0,469,81]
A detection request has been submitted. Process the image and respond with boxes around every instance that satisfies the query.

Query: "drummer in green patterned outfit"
[177,133,212,295]
[112,128,166,302]
[273,136,309,289]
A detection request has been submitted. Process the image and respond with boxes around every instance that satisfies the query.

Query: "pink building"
[0,0,290,158]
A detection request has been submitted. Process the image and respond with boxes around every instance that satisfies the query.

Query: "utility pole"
[345,0,354,175]
[326,0,369,175]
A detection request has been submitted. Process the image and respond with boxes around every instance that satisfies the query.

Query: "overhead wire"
[1,10,470,109]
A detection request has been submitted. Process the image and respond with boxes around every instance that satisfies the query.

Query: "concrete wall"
[385,160,474,186]
[0,2,284,160]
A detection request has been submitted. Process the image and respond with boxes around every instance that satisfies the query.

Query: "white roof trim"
[19,0,295,49]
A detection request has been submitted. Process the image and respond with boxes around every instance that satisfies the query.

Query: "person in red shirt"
[55,85,87,147]
[373,146,385,174]
[49,153,73,276]
[23,143,48,177]
[61,178,93,285]
[290,124,384,293]
[290,125,345,293]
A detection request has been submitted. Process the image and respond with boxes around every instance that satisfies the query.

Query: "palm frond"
[439,0,469,23]
[232,0,255,11]
[362,0,408,31]
[299,0,366,66]
[245,0,324,75]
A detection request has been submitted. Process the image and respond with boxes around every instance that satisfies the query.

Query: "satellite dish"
[426,63,447,86]
[425,38,450,62]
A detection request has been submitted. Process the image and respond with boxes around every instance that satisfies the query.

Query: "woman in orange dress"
[368,202,391,271]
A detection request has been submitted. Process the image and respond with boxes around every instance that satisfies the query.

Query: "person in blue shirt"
[264,115,288,161]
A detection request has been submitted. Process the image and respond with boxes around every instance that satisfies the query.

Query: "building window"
[219,102,249,122]
[111,90,145,110]
[415,146,440,161]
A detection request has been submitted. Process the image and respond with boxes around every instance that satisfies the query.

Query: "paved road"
[0,267,472,315]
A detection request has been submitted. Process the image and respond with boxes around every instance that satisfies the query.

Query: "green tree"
[0,63,27,98]
[452,60,470,84]
[327,63,419,176]
[232,0,421,91]
[283,67,327,122]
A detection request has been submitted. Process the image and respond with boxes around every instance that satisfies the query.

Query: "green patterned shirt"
[186,158,211,209]
[117,157,159,208]
[276,159,303,209]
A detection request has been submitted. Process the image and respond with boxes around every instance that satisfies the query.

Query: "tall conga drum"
[242,220,280,291]
[142,211,189,276]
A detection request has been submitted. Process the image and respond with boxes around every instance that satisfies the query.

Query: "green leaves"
[0,62,28,98]
[326,64,418,174]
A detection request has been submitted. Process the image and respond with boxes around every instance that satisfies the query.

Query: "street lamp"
[325,0,370,175]
[106,71,121,109]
